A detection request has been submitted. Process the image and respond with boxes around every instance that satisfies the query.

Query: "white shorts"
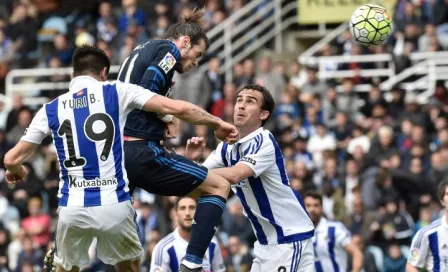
[250,239,315,272]
[54,201,143,270]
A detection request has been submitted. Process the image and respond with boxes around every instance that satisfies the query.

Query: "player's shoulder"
[153,40,181,59]
[259,129,279,151]
[155,232,176,249]
[416,218,443,238]
[213,142,226,153]
[326,219,348,230]
[107,80,144,93]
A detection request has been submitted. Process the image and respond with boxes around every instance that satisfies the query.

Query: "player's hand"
[163,118,178,140]
[214,120,239,144]
[5,165,28,184]
[186,137,206,161]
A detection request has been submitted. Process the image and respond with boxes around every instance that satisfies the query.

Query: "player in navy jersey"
[3,45,238,272]
[118,8,239,272]
[407,180,448,272]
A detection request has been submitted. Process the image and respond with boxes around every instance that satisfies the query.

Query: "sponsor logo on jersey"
[68,175,118,188]
[158,52,176,73]
[240,157,256,165]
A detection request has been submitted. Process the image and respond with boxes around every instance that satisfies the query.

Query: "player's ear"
[99,67,108,81]
[260,110,270,122]
[182,36,191,50]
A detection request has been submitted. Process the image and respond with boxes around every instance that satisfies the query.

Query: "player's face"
[234,89,269,129]
[304,197,323,225]
[176,198,197,231]
[179,39,206,73]
[442,186,448,208]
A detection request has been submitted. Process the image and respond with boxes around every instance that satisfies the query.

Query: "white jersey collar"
[69,76,100,92]
[316,217,328,230]
[237,127,264,144]
[174,228,189,245]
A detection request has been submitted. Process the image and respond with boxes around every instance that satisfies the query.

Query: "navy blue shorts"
[124,141,208,196]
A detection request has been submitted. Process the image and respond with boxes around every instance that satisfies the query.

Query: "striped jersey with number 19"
[20,76,155,207]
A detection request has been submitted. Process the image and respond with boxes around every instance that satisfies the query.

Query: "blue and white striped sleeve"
[203,143,226,169]
[407,229,429,268]
[150,241,171,272]
[21,107,51,144]
[335,222,352,248]
[238,133,275,177]
[115,81,156,111]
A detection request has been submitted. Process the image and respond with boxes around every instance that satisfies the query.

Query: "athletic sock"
[182,195,226,268]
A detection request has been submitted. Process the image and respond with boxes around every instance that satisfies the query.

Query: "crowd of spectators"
[0,0,447,271]
[0,0,250,94]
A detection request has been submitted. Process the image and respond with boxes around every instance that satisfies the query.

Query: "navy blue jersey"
[118,40,181,141]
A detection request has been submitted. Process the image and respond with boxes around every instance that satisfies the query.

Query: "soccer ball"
[349,4,393,46]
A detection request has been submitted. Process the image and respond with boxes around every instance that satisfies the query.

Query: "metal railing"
[298,22,448,102]
[196,0,297,83]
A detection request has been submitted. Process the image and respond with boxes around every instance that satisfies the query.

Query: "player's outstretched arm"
[345,242,364,272]
[185,136,254,183]
[4,140,38,183]
[211,164,254,184]
[142,95,239,143]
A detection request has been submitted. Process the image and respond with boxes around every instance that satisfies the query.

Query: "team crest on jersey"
[153,268,163,272]
[232,180,249,189]
[158,52,176,73]
[410,248,419,262]
[76,89,85,96]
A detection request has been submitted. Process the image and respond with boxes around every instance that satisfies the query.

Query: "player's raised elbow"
[227,174,241,185]
[4,149,19,170]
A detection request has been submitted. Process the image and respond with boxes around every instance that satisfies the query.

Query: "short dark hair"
[437,180,448,202]
[174,196,197,210]
[304,191,323,206]
[237,84,275,126]
[164,7,210,50]
[72,45,110,76]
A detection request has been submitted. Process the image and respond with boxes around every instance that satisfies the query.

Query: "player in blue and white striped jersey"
[304,192,363,272]
[3,45,238,272]
[407,180,448,272]
[150,197,225,272]
[186,84,315,272]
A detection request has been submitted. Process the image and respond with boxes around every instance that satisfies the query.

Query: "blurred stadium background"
[0,0,447,271]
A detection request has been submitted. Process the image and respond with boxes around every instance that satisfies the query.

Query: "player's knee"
[215,176,231,195]
[201,172,230,197]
